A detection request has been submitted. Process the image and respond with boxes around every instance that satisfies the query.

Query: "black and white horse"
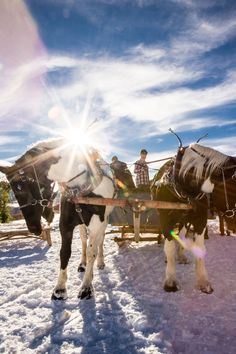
[153,142,236,294]
[0,138,115,300]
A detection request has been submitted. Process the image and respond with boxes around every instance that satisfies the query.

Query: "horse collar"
[61,163,103,199]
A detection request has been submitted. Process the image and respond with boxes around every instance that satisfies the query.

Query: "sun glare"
[65,128,93,148]
[46,100,114,159]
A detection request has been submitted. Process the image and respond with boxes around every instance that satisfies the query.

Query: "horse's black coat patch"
[60,192,106,230]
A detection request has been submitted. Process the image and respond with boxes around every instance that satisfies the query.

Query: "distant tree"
[0,181,12,223]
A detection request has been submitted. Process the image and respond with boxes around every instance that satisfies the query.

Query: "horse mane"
[15,138,65,165]
[179,143,229,181]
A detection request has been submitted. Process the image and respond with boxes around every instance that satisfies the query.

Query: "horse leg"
[219,214,225,236]
[163,239,179,292]
[52,226,75,300]
[78,215,107,299]
[195,228,213,294]
[78,224,87,272]
[97,234,105,269]
[177,226,189,264]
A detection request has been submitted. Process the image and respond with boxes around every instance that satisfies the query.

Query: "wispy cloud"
[1,0,236,160]
[0,135,22,146]
[202,136,236,156]
[47,55,236,137]
[170,16,236,62]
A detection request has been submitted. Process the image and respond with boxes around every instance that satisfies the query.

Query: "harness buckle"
[39,199,49,207]
[75,204,82,214]
[224,210,235,218]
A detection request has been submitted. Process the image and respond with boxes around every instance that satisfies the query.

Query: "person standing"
[110,156,135,192]
[134,149,150,191]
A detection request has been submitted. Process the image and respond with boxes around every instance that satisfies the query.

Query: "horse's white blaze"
[201,177,214,193]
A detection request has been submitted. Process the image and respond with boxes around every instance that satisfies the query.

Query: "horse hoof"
[164,282,179,292]
[51,288,68,300]
[199,283,214,294]
[97,263,105,270]
[78,264,86,272]
[178,257,189,264]
[78,286,94,300]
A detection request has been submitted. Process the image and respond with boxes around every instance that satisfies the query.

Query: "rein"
[220,167,236,218]
[12,164,57,210]
[61,163,104,199]
[66,169,87,183]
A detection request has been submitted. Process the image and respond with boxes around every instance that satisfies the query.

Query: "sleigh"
[108,190,165,244]
[70,191,192,244]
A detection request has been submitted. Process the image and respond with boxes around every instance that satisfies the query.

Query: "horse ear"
[0,162,13,175]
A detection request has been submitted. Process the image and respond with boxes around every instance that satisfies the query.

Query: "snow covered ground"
[0,216,236,354]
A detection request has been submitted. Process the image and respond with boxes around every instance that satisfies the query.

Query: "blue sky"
[0,0,236,174]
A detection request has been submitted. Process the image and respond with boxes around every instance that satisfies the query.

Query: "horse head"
[173,143,236,215]
[0,143,60,235]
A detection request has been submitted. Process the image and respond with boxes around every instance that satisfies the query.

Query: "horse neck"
[93,175,115,198]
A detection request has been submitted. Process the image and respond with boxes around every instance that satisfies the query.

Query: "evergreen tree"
[0,181,12,223]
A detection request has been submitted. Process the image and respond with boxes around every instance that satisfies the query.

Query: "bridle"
[60,161,106,199]
[9,163,57,211]
[172,147,205,201]
[220,165,236,218]
[189,146,236,218]
[59,161,115,225]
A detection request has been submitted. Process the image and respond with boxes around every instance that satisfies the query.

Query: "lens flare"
[170,229,206,259]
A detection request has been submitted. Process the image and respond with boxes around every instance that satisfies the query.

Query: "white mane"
[179,143,229,181]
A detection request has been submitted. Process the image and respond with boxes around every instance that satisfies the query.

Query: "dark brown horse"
[153,142,236,294]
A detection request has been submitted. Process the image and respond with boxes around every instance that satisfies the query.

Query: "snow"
[0,216,236,354]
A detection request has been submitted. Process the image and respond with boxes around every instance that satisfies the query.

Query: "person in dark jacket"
[110,156,135,193]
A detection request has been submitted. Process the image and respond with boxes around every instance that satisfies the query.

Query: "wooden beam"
[113,236,162,242]
[0,229,32,237]
[0,228,52,246]
[71,196,192,210]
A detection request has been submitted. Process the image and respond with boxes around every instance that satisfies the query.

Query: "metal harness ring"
[224,209,235,218]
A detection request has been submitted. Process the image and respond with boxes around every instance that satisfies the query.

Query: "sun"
[65,128,93,148]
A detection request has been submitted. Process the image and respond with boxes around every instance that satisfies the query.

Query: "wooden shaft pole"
[71,196,192,210]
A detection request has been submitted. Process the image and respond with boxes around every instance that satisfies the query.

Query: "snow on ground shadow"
[0,218,236,354]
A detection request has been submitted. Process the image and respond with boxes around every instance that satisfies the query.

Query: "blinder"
[9,166,56,211]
